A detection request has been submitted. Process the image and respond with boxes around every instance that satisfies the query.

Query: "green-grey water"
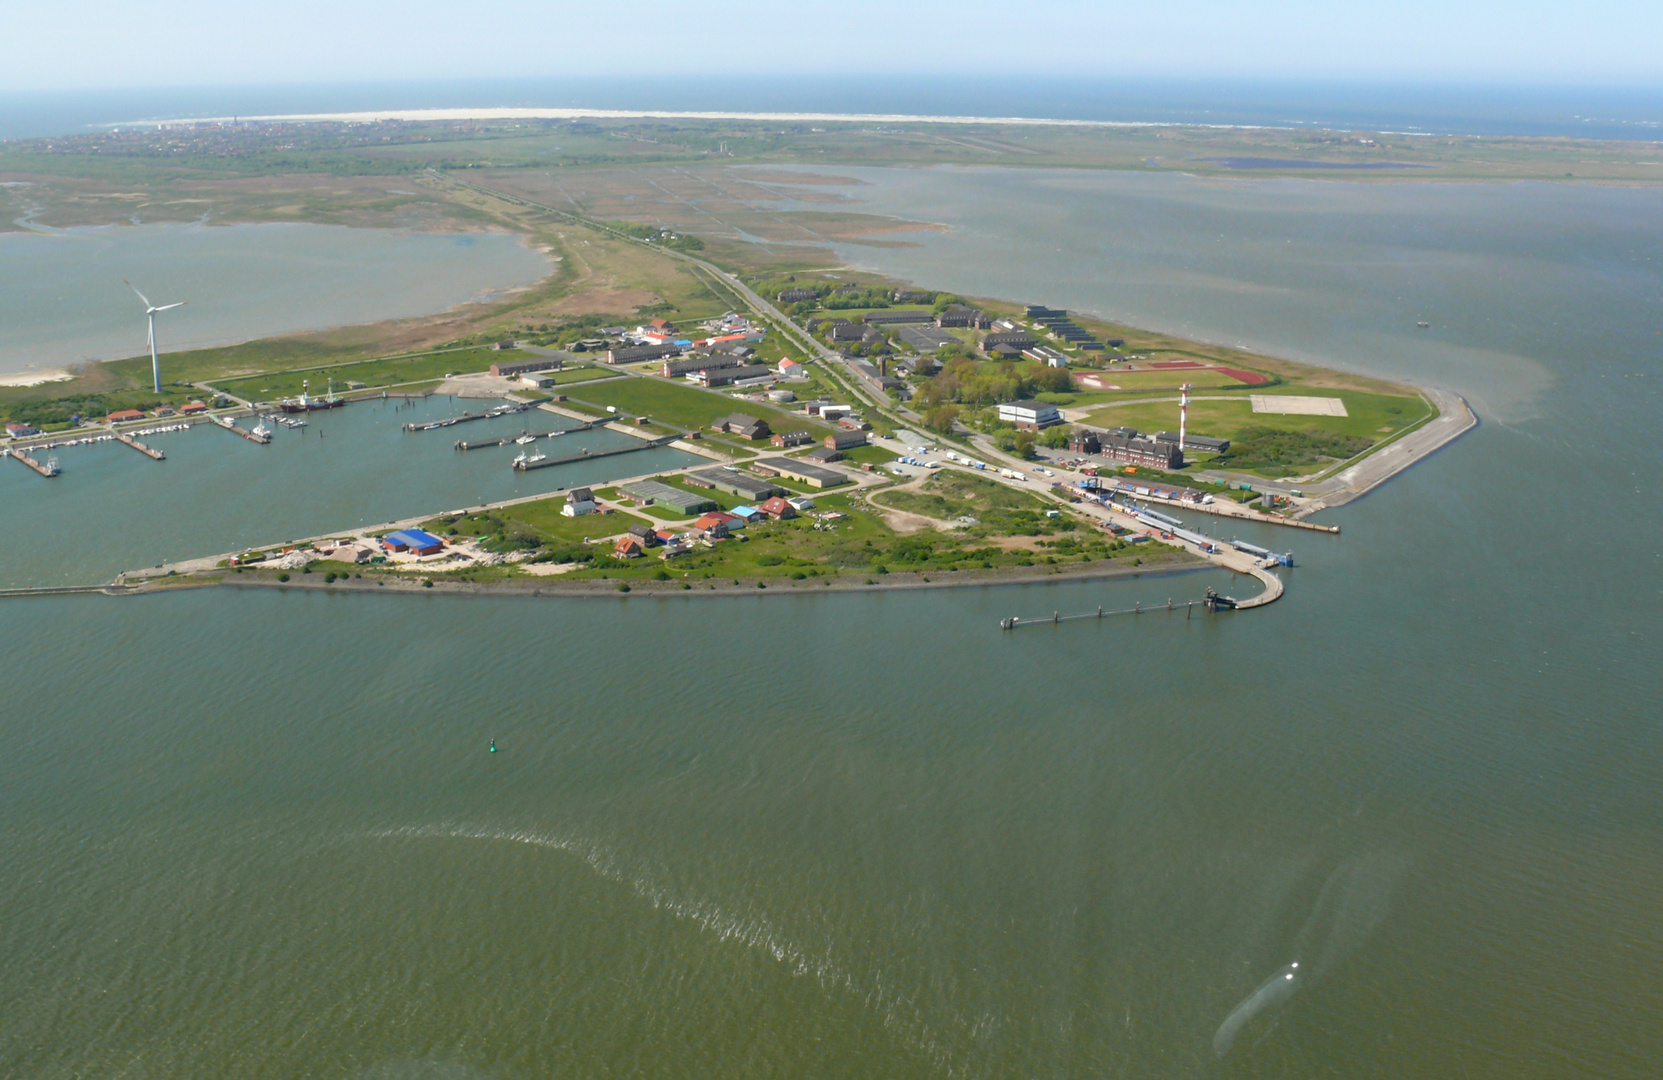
[3,171,1661,1078]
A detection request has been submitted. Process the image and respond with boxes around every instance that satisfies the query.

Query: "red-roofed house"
[759,496,796,520]
[107,409,146,424]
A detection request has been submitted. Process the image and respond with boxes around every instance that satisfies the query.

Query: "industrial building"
[381,529,445,555]
[752,457,849,488]
[698,364,773,388]
[618,480,717,515]
[685,467,779,501]
[996,400,1063,430]
[1154,431,1231,454]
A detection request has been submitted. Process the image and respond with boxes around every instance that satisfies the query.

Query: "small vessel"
[515,434,537,445]
[279,377,345,413]
[1416,321,1430,329]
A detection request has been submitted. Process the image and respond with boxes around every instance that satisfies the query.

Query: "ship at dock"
[279,378,345,414]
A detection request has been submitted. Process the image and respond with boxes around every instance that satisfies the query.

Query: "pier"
[113,431,166,460]
[213,417,272,444]
[513,435,679,470]
[5,447,60,477]
[455,419,608,451]
[999,567,1283,630]
[405,402,530,432]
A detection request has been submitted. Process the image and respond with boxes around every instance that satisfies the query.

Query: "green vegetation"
[870,472,1075,538]
[1212,428,1374,477]
[913,356,1074,409]
[603,221,705,252]
[215,347,500,400]
[1084,390,1429,442]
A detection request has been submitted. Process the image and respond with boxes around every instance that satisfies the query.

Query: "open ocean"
[4,77,1663,140]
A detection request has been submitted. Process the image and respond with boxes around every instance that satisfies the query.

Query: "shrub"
[277,572,290,582]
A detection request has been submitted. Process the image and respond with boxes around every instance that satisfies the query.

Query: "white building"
[996,400,1063,430]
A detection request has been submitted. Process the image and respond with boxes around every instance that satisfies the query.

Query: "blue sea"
[4,77,1663,141]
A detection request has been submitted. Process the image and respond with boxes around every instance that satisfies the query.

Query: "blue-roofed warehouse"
[382,528,446,555]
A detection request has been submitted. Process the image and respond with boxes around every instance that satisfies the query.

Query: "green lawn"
[217,347,501,401]
[1081,390,1432,444]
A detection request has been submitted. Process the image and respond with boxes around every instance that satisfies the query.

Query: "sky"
[4,0,1662,92]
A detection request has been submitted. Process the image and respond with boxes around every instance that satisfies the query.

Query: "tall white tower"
[1179,382,1192,453]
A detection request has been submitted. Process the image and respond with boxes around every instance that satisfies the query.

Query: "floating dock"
[512,435,679,470]
[405,402,530,432]
[455,419,608,451]
[5,447,60,477]
[113,431,165,460]
[213,417,272,444]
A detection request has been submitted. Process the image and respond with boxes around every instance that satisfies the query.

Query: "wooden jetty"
[5,447,60,477]
[513,435,678,470]
[113,431,165,460]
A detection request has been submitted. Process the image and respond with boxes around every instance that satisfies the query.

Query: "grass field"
[216,347,502,400]
[1081,390,1432,444]
[562,377,826,436]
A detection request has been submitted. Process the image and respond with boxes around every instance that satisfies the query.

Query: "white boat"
[515,434,537,445]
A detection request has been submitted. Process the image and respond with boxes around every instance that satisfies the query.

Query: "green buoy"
[489,739,497,753]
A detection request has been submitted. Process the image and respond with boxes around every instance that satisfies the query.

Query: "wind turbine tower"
[1179,382,1192,453]
[126,281,186,393]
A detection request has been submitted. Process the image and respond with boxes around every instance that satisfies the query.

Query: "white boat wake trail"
[373,823,981,1077]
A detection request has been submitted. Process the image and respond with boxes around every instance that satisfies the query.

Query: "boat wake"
[372,823,980,1076]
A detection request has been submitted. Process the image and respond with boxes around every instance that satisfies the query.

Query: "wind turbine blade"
[124,279,153,308]
[153,302,185,312]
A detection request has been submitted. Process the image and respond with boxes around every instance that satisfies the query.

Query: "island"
[0,113,1489,606]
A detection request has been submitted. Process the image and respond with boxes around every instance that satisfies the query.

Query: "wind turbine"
[126,281,186,393]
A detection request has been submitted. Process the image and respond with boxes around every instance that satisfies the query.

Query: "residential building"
[759,496,797,520]
[562,488,598,517]
[728,505,764,523]
[1099,434,1184,469]
[996,400,1063,430]
[607,343,680,365]
[862,310,935,324]
[711,414,773,441]
[771,430,814,448]
[937,307,991,329]
[663,354,743,378]
[613,536,643,559]
[5,422,41,437]
[1023,346,1071,368]
[805,445,842,463]
[826,429,868,450]
[626,523,663,547]
[777,359,805,377]
[490,357,562,377]
[1069,431,1102,455]
[107,409,146,424]
[180,400,210,415]
[777,287,818,303]
[691,513,731,539]
[982,331,1038,353]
